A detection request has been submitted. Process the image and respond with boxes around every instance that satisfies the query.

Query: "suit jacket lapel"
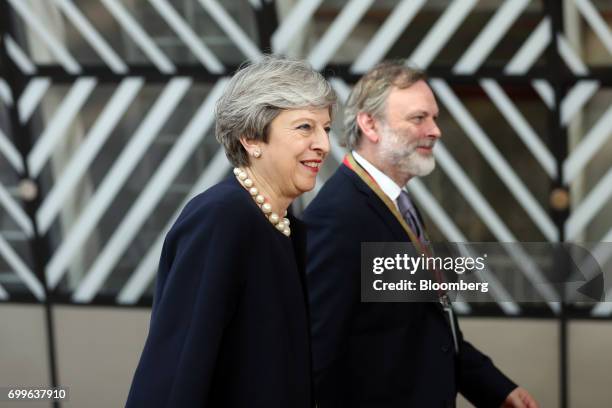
[339,165,408,242]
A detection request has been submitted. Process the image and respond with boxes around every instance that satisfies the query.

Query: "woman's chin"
[294,179,317,195]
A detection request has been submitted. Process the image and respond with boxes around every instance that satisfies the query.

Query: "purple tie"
[397,190,423,241]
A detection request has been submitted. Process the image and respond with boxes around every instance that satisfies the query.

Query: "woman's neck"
[243,167,291,216]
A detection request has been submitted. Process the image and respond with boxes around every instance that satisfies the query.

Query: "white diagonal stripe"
[505,17,551,74]
[592,301,612,316]
[565,166,612,241]
[329,78,351,104]
[0,182,33,236]
[0,79,13,106]
[351,0,425,73]
[197,0,262,62]
[408,180,465,242]
[575,0,612,56]
[45,78,191,289]
[561,80,599,125]
[0,127,24,173]
[6,0,81,73]
[0,235,44,300]
[431,79,558,242]
[18,78,51,123]
[409,0,477,69]
[54,0,128,73]
[454,0,530,73]
[73,79,228,302]
[149,0,224,73]
[101,0,175,73]
[0,283,7,300]
[5,35,36,74]
[272,0,323,53]
[434,143,559,312]
[557,34,588,74]
[27,78,97,177]
[556,34,599,125]
[307,0,373,71]
[407,179,519,315]
[591,227,612,316]
[36,78,144,234]
[532,80,555,109]
[117,148,230,304]
[564,104,612,184]
[481,79,557,178]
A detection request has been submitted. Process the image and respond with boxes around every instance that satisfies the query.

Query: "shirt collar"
[352,150,403,203]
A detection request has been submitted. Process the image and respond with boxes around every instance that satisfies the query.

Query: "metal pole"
[0,2,60,407]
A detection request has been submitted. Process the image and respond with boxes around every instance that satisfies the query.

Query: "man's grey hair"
[343,61,426,150]
[215,55,337,167]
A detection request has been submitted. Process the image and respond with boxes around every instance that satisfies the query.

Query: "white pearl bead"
[234,170,290,237]
[284,210,288,216]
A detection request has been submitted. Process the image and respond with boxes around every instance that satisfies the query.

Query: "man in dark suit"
[303,62,538,408]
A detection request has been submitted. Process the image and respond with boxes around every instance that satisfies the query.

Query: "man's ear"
[239,137,261,156]
[356,112,380,143]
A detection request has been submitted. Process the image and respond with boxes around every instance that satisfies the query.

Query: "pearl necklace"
[234,168,291,237]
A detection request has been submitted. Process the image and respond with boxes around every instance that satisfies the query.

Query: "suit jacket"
[126,177,313,407]
[303,164,516,408]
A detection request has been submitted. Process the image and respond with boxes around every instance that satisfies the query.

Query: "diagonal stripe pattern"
[0,0,608,316]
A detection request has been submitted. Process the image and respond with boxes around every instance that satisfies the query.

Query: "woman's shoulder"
[182,178,259,218]
[164,178,258,240]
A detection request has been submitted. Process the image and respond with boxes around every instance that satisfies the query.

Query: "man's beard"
[378,124,436,178]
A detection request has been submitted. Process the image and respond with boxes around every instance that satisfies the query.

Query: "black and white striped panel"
[0,0,609,314]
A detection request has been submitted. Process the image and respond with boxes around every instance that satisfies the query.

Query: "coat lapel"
[339,165,448,319]
[339,164,408,242]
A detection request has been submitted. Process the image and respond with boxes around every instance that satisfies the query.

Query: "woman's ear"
[239,137,263,159]
[356,112,380,143]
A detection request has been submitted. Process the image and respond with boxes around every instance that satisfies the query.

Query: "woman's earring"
[253,148,261,158]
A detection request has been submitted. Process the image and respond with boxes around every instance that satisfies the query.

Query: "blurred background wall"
[0,0,611,407]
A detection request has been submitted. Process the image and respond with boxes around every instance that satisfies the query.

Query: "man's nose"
[429,120,441,139]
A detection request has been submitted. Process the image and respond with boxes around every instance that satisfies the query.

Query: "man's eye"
[413,116,424,123]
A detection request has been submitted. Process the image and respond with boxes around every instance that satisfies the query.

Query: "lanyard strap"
[344,154,459,352]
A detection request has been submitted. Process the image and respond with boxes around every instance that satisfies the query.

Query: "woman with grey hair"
[126,55,336,408]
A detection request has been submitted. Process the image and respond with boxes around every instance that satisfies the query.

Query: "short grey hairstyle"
[215,55,337,167]
[343,61,426,150]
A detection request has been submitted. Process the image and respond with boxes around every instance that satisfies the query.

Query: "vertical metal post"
[543,1,570,407]
[0,2,60,407]
[252,0,279,53]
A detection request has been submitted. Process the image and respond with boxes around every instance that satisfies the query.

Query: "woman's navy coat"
[126,177,313,407]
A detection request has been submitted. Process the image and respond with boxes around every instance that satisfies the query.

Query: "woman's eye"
[324,127,331,134]
[297,123,312,131]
